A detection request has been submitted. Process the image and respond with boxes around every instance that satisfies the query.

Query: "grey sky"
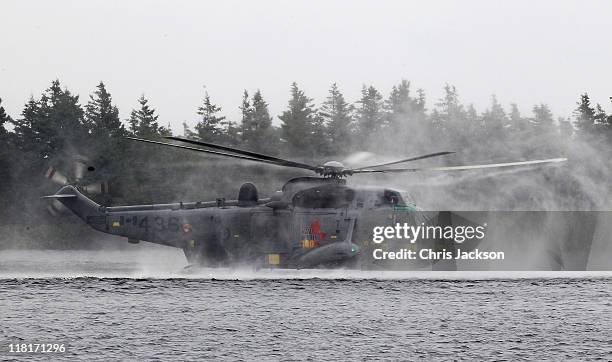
[1,0,610,132]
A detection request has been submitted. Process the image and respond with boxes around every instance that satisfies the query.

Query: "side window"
[293,186,355,208]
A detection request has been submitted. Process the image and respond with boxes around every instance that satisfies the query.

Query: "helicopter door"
[292,208,353,249]
[251,210,292,259]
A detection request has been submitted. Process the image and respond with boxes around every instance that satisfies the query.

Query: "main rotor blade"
[352,158,567,174]
[74,157,88,181]
[126,137,317,172]
[164,136,318,171]
[353,151,455,170]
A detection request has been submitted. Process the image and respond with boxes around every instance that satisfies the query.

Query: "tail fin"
[43,186,105,228]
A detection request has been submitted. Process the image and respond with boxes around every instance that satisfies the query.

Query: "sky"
[1,0,610,132]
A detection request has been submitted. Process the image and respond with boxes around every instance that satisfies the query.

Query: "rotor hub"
[319,161,347,178]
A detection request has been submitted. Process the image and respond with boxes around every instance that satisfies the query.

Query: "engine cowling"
[238,182,258,206]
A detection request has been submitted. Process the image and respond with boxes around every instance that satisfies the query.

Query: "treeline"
[2,79,611,165]
[0,79,611,247]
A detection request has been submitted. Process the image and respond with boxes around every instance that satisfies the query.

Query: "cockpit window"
[383,189,404,206]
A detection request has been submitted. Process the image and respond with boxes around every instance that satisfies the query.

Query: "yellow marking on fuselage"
[268,254,280,265]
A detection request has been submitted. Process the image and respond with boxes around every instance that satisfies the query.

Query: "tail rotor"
[43,156,109,216]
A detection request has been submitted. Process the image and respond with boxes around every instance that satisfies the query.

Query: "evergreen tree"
[482,95,507,134]
[182,121,197,139]
[532,103,554,128]
[384,80,422,136]
[385,80,412,119]
[310,112,331,157]
[593,103,612,142]
[573,93,596,132]
[194,91,226,142]
[355,85,384,142]
[432,84,466,142]
[128,95,167,138]
[319,83,353,155]
[239,90,253,141]
[241,90,275,152]
[466,104,478,122]
[85,82,125,139]
[435,84,464,120]
[0,98,12,208]
[415,88,427,113]
[221,119,240,146]
[509,103,525,131]
[279,82,319,156]
[558,116,573,139]
[609,97,612,125]
[465,104,480,135]
[11,79,86,158]
[604,98,612,141]
[251,90,273,133]
[0,97,11,139]
[594,103,608,124]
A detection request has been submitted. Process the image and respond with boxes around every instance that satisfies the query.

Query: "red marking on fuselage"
[311,219,327,240]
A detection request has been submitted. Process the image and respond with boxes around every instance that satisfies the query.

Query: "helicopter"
[43,136,567,270]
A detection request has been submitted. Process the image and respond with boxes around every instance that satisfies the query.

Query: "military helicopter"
[44,136,566,269]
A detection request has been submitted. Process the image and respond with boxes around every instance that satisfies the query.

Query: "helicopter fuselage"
[52,177,477,269]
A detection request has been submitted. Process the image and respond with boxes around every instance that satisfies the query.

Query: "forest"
[0,79,610,248]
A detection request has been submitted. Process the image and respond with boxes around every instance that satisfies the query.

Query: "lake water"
[1,249,611,361]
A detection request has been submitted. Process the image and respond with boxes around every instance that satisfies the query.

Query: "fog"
[1,0,611,130]
[4,248,612,278]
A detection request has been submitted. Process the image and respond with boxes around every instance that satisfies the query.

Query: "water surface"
[1,249,611,361]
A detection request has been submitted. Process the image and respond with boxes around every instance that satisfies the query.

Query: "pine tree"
[608,97,612,125]
[355,85,384,143]
[384,80,423,143]
[532,103,555,137]
[221,119,240,146]
[532,103,554,126]
[251,90,273,132]
[604,98,612,141]
[593,103,612,142]
[182,121,197,139]
[0,97,11,139]
[573,93,595,132]
[163,122,173,137]
[0,98,12,194]
[433,84,466,142]
[509,103,525,131]
[279,82,319,156]
[319,83,353,155]
[415,88,427,113]
[465,104,480,136]
[558,116,573,138]
[194,91,226,142]
[11,79,86,158]
[128,95,165,138]
[435,84,464,120]
[239,90,253,141]
[240,89,275,151]
[0,98,12,215]
[482,95,507,134]
[85,82,125,139]
[385,80,412,116]
[594,103,608,124]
